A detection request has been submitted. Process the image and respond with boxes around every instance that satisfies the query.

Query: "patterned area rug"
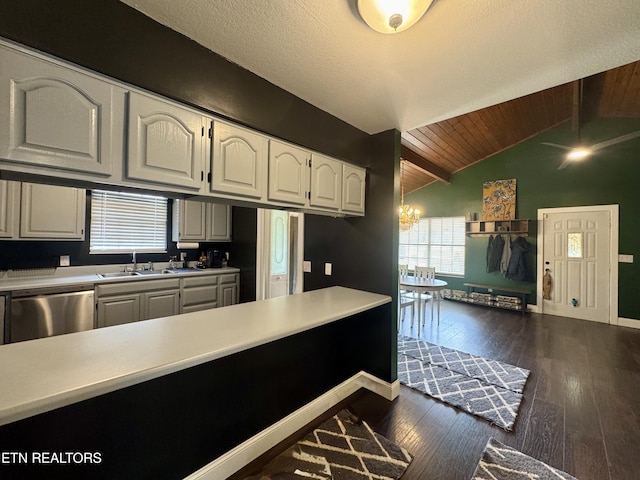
[398,336,530,430]
[245,409,412,479]
[472,438,580,479]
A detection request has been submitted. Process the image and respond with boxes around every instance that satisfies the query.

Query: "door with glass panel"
[541,209,611,322]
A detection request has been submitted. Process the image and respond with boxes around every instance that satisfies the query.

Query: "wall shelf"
[465,219,528,236]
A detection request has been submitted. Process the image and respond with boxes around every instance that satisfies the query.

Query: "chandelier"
[399,185,420,231]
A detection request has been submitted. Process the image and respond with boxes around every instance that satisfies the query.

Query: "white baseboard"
[618,317,640,330]
[184,371,399,480]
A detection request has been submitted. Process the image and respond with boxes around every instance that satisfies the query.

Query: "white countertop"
[0,265,240,293]
[0,286,390,426]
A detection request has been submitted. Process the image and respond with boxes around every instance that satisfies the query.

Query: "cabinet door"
[127,92,206,190]
[174,199,207,241]
[268,140,310,205]
[20,183,86,239]
[219,274,239,307]
[207,203,232,241]
[210,122,267,199]
[0,44,114,177]
[0,180,19,238]
[143,290,180,320]
[97,294,141,328]
[341,164,366,214]
[310,154,341,210]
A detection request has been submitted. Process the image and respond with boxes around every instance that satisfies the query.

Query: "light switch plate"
[325,263,332,275]
[618,254,634,263]
[303,261,311,273]
[60,255,70,267]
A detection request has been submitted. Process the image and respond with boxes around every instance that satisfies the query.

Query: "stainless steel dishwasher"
[9,284,95,343]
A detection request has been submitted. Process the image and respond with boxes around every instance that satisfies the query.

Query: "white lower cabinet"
[181,276,219,313]
[1,181,86,240]
[219,273,239,307]
[96,278,181,328]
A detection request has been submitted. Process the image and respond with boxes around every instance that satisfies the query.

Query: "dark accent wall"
[228,207,258,303]
[0,304,392,480]
[407,117,640,319]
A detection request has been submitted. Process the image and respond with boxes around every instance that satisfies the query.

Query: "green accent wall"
[407,118,640,319]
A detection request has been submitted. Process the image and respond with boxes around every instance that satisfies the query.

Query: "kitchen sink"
[136,269,175,275]
[98,271,142,279]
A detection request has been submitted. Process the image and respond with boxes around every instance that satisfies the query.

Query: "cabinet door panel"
[341,164,366,214]
[127,92,205,190]
[0,180,18,238]
[97,294,141,328]
[207,203,232,241]
[310,154,341,210]
[143,290,180,320]
[219,283,238,307]
[268,140,309,205]
[20,183,85,239]
[211,122,267,199]
[0,44,114,176]
[178,200,207,241]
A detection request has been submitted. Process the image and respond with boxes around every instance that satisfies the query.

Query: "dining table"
[399,275,448,327]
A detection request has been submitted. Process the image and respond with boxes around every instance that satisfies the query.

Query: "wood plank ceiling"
[400,60,640,193]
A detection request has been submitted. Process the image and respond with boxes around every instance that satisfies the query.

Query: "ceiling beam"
[400,145,451,184]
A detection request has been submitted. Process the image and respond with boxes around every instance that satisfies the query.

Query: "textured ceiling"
[120,0,640,135]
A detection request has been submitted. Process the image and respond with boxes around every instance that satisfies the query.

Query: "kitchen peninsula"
[0,286,393,480]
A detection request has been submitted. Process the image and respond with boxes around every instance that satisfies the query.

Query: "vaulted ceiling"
[400,60,640,193]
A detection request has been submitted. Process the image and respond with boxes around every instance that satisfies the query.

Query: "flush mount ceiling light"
[357,0,434,34]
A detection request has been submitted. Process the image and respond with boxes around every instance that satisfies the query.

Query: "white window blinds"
[399,216,466,275]
[90,190,168,253]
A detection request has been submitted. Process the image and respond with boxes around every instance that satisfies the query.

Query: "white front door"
[540,207,614,323]
[269,210,289,298]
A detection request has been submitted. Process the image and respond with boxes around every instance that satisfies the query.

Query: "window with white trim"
[399,216,466,275]
[90,190,168,253]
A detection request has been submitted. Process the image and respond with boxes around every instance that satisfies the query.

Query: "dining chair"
[412,266,436,325]
[398,263,416,329]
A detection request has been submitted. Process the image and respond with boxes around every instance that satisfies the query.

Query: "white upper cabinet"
[0,44,116,177]
[210,121,267,199]
[268,140,310,206]
[310,154,342,211]
[341,164,366,214]
[127,92,208,191]
[172,199,231,242]
[19,182,86,240]
[173,199,207,242]
[206,203,232,242]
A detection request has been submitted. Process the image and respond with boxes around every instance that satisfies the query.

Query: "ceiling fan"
[542,129,640,169]
[542,78,640,169]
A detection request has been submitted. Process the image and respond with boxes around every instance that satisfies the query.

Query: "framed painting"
[482,179,516,220]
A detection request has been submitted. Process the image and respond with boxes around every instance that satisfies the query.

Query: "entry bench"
[443,283,531,314]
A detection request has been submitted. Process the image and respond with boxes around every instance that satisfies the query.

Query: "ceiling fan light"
[567,147,592,161]
[357,0,433,34]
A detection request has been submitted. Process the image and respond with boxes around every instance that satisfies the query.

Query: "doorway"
[256,208,304,300]
[537,205,618,323]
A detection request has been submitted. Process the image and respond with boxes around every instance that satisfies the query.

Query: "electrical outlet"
[325,263,332,275]
[59,255,70,267]
[619,254,634,263]
[303,261,311,273]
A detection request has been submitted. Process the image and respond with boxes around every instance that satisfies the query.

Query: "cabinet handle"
[201,171,204,181]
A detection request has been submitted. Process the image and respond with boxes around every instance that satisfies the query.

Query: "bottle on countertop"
[197,251,207,269]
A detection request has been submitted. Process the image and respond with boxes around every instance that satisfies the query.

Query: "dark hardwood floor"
[236,301,640,480]
[350,300,640,480]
